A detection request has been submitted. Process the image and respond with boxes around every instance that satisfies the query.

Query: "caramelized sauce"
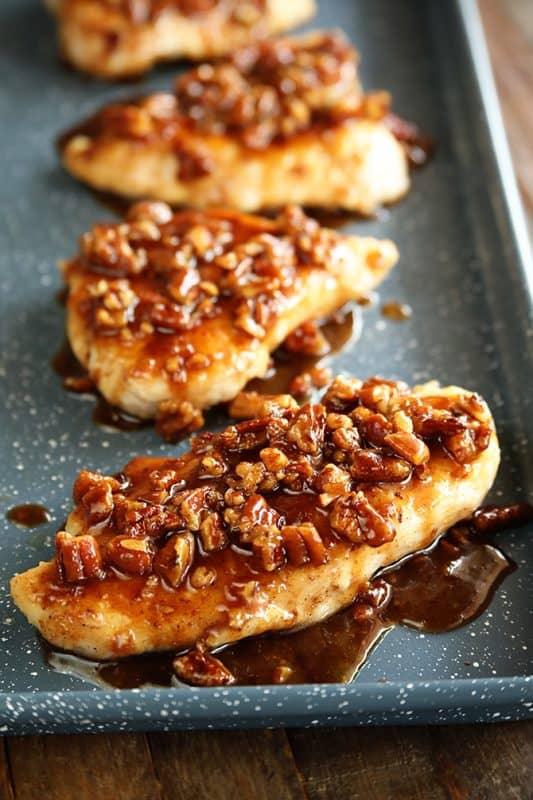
[381,301,412,322]
[43,504,529,688]
[92,396,151,433]
[51,339,149,432]
[6,504,51,528]
[250,306,360,397]
[55,286,69,307]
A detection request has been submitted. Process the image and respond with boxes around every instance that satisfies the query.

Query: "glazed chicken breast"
[61,203,398,436]
[59,31,412,213]
[11,376,499,671]
[44,0,316,79]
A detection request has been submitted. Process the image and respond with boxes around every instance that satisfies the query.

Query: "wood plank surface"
[0,2,532,799]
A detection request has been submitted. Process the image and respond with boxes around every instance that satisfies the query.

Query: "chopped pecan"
[173,649,235,687]
[112,497,183,539]
[352,406,393,446]
[286,403,326,455]
[190,565,217,589]
[153,532,195,588]
[73,470,121,526]
[237,494,281,542]
[281,523,328,566]
[252,528,285,571]
[284,321,330,356]
[173,486,221,531]
[259,447,289,473]
[322,375,362,411]
[55,531,104,583]
[126,201,173,225]
[314,463,351,498]
[106,536,154,576]
[349,450,411,483]
[384,431,429,466]
[155,399,204,443]
[198,512,228,552]
[330,491,395,546]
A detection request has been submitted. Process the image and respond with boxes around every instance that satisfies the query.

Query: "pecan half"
[173,649,235,687]
[153,532,195,588]
[56,531,104,583]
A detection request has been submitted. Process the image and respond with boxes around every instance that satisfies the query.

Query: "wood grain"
[6,734,162,800]
[147,730,307,800]
[288,723,533,800]
[478,0,533,220]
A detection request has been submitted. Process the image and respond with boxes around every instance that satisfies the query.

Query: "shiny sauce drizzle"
[51,339,149,432]
[44,503,531,688]
[6,504,51,527]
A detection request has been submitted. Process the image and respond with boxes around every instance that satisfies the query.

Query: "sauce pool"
[6,504,51,528]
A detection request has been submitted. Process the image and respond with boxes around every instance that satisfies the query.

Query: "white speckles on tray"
[0,0,532,733]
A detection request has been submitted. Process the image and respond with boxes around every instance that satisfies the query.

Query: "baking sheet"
[0,0,532,733]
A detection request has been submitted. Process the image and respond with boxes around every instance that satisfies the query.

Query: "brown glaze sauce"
[44,503,531,688]
[6,504,51,528]
[51,339,149,432]
[381,301,413,322]
[249,305,360,397]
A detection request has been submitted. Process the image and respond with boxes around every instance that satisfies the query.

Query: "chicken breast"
[61,203,398,432]
[59,31,411,213]
[44,0,316,79]
[10,376,499,662]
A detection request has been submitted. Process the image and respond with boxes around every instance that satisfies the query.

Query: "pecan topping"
[155,399,204,443]
[56,531,104,583]
[281,523,328,566]
[330,491,395,546]
[58,376,492,587]
[153,533,194,587]
[106,536,154,575]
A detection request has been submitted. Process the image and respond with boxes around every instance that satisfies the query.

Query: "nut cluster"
[70,32,367,155]
[175,31,362,148]
[55,377,492,589]
[73,203,349,344]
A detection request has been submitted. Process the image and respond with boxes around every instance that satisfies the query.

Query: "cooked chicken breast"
[61,203,398,431]
[11,377,499,662]
[59,32,410,213]
[45,0,315,79]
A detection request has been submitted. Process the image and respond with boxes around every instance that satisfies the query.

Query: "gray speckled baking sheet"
[0,0,532,734]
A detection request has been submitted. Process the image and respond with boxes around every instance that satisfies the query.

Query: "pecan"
[384,431,429,466]
[286,403,326,455]
[349,450,411,483]
[155,399,204,443]
[284,321,330,356]
[330,491,395,546]
[106,536,154,576]
[352,406,393,446]
[81,226,140,276]
[55,531,104,583]
[153,532,195,588]
[126,201,173,225]
[198,512,228,552]
[281,454,315,491]
[237,494,281,542]
[281,523,328,566]
[322,375,362,411]
[112,497,182,539]
[173,649,235,687]
[173,486,221,531]
[199,450,227,477]
[252,528,285,571]
[259,447,289,473]
[314,463,351,496]
[231,461,266,495]
[73,470,121,524]
[443,429,478,464]
[190,565,217,589]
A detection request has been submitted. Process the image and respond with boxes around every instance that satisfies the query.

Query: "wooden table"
[1,1,532,797]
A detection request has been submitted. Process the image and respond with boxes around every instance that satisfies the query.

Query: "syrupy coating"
[45,502,529,687]
[58,32,398,158]
[64,203,383,438]
[54,375,493,595]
